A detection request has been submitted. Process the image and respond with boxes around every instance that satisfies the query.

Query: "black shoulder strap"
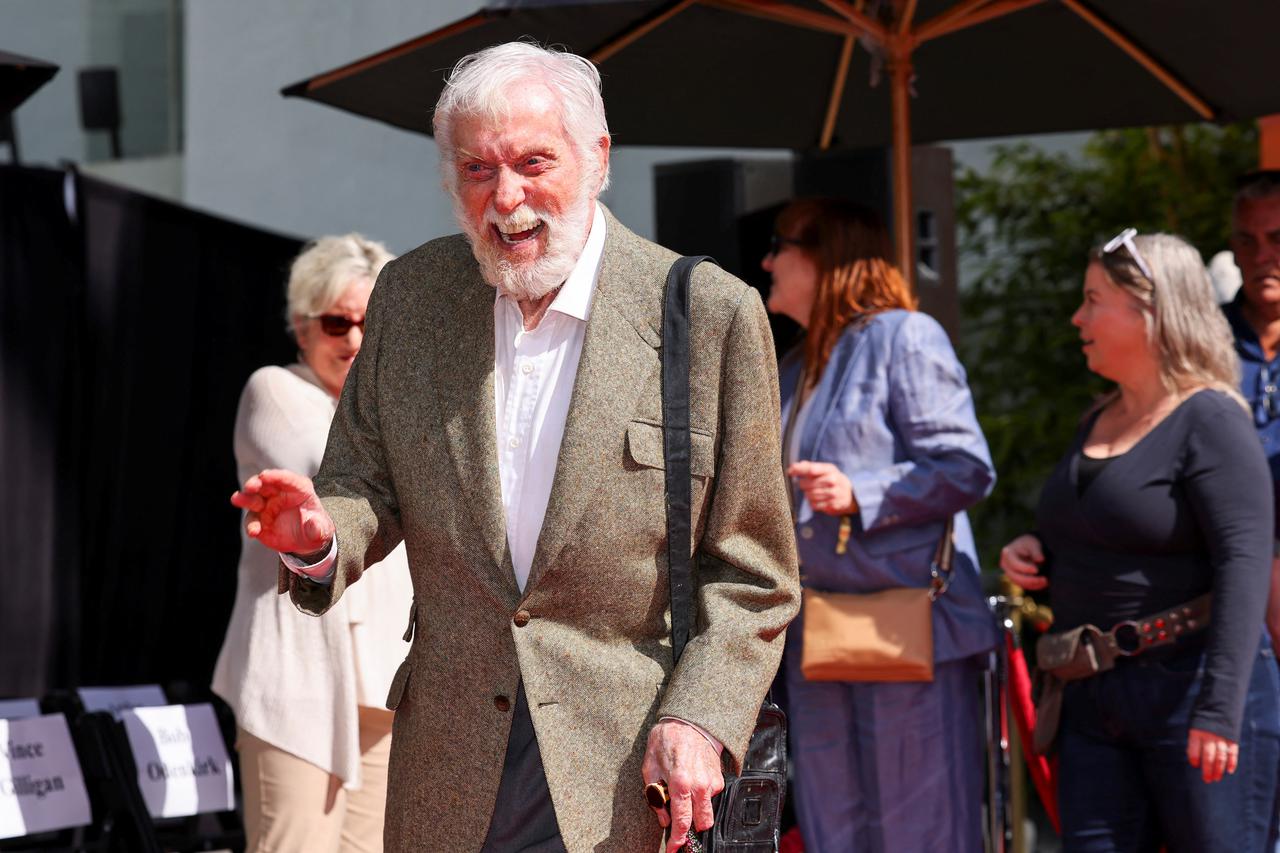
[661,254,714,665]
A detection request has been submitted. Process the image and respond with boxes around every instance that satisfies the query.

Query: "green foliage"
[957,123,1258,566]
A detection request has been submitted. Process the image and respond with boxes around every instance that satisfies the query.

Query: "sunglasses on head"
[312,314,365,337]
[1102,227,1154,282]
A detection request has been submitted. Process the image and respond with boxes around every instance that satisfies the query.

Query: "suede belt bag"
[1030,593,1212,755]
[799,517,955,682]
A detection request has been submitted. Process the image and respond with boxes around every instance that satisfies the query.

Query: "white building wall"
[7,0,93,166]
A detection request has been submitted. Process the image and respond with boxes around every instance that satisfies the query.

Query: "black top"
[1035,390,1274,739]
[1075,451,1113,495]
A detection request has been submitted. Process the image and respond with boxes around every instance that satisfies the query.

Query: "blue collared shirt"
[1223,292,1280,487]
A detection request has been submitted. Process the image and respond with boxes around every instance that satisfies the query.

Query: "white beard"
[454,191,594,303]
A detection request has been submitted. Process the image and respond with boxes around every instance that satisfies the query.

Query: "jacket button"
[799,526,814,540]
[513,609,531,627]
[494,695,510,712]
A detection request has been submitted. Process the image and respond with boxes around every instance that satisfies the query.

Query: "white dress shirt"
[494,203,605,591]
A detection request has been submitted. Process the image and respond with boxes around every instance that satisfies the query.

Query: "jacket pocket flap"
[385,659,412,711]
[626,421,715,478]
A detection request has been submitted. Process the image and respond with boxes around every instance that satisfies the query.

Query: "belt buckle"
[1110,620,1143,656]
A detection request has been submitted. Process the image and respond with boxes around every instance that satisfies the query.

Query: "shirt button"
[494,695,511,712]
[800,526,815,540]
[508,436,520,449]
[513,609,531,627]
[521,361,534,375]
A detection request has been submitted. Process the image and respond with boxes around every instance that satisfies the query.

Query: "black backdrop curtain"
[0,167,83,696]
[0,165,302,696]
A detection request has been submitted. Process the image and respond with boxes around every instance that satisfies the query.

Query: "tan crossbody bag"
[799,521,954,682]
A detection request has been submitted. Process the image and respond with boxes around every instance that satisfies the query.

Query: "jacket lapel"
[525,210,659,592]
[800,322,873,462]
[426,264,520,604]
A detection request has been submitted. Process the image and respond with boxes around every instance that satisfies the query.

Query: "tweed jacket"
[280,206,801,852]
[779,310,998,663]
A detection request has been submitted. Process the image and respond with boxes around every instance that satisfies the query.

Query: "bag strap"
[929,516,956,600]
[661,255,714,665]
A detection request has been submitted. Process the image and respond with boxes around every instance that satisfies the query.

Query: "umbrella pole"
[889,52,915,289]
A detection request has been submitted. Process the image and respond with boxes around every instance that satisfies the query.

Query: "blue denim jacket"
[779,309,999,662]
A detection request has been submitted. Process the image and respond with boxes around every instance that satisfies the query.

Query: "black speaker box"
[654,146,958,345]
[78,67,121,132]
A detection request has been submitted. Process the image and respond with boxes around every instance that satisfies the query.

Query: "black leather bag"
[661,256,788,853]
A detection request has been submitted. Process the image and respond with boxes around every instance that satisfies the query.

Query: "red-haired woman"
[765,199,997,852]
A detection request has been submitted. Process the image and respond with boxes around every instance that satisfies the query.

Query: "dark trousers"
[1058,638,1280,853]
[480,683,567,853]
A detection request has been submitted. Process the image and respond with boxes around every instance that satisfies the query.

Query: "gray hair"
[1091,232,1247,411]
[285,233,394,331]
[432,41,611,191]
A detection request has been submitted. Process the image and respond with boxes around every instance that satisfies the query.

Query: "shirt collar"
[495,203,606,324]
[547,203,606,322]
[1224,289,1266,362]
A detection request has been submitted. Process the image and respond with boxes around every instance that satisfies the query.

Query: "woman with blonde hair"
[212,234,413,852]
[765,198,998,851]
[1000,230,1280,851]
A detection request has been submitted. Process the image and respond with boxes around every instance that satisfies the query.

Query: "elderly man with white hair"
[232,42,800,853]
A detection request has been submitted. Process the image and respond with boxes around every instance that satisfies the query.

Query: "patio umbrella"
[281,0,1280,281]
[0,49,59,116]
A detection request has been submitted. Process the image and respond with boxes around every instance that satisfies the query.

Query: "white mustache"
[486,205,543,234]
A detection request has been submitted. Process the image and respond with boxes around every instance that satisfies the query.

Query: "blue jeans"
[1058,638,1280,853]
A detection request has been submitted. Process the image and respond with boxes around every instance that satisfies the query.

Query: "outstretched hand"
[230,469,335,557]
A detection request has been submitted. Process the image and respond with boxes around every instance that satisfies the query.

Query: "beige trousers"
[238,706,395,853]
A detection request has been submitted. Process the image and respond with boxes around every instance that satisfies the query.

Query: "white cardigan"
[212,364,412,788]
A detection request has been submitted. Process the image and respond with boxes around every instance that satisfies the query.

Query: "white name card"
[0,700,40,721]
[120,703,233,819]
[0,713,92,839]
[78,685,167,719]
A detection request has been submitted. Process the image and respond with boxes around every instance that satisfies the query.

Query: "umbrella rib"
[816,0,889,42]
[913,0,997,42]
[704,0,860,37]
[1059,0,1214,120]
[820,33,858,149]
[896,0,919,35]
[916,0,1045,43]
[293,11,492,93]
[587,0,701,65]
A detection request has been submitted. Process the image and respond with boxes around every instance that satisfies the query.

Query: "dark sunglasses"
[769,233,811,255]
[313,314,365,337]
